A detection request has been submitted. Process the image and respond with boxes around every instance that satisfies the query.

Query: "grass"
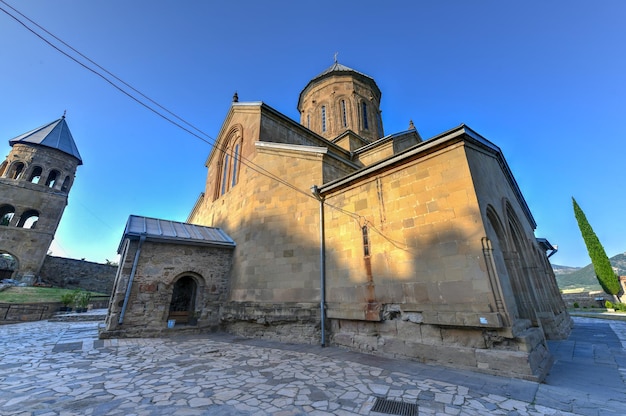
[0,287,106,304]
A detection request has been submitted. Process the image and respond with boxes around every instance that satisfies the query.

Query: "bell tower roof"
[9,116,83,165]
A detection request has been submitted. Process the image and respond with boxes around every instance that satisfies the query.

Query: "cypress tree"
[572,197,621,297]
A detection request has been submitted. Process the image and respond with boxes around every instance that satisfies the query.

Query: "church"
[103,61,571,381]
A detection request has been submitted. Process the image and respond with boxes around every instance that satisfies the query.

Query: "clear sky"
[1,1,625,267]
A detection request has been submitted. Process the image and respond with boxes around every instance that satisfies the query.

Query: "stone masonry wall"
[39,255,116,294]
[102,239,234,338]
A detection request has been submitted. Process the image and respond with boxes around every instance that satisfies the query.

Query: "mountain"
[553,253,626,291]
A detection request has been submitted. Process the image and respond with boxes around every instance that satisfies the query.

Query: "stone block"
[420,324,443,345]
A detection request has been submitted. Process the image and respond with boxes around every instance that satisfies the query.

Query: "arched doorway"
[0,252,18,280]
[168,275,197,324]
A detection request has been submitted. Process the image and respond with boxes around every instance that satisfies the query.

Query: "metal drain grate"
[371,397,419,416]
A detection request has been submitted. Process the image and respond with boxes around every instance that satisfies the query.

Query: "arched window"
[341,100,348,128]
[220,154,230,196]
[231,143,240,188]
[215,128,243,199]
[29,166,43,184]
[321,105,327,132]
[61,176,71,192]
[362,102,369,130]
[10,162,25,180]
[362,225,370,257]
[0,205,15,226]
[17,209,39,229]
[45,170,60,188]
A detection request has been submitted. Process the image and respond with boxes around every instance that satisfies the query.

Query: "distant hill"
[553,253,626,292]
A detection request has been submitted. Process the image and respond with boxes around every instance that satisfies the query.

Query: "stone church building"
[0,117,82,282]
[103,62,571,381]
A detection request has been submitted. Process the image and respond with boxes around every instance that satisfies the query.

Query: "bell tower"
[0,116,82,283]
[297,60,384,143]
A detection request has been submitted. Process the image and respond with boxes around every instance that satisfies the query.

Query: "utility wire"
[0,0,417,253]
[0,0,312,201]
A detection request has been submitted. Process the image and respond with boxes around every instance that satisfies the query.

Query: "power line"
[0,1,417,253]
[0,0,311,200]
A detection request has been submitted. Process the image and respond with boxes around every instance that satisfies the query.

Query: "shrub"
[60,292,75,306]
[573,302,580,308]
[606,300,614,309]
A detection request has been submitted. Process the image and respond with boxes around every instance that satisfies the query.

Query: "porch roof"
[118,215,235,253]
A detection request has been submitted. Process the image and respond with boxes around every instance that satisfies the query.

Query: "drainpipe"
[311,185,326,347]
[118,235,146,325]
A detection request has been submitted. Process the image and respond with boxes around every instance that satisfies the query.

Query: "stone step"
[49,308,108,322]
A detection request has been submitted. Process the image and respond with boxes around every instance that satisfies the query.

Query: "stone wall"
[561,291,612,308]
[102,239,234,338]
[39,255,116,294]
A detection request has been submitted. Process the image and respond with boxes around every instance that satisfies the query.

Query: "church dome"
[297,61,383,142]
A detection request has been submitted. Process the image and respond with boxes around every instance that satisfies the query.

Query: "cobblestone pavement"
[0,316,625,415]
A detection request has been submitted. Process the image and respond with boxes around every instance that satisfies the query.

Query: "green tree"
[572,197,622,300]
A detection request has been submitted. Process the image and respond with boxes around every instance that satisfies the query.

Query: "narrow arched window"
[341,100,347,128]
[376,112,383,138]
[0,205,15,226]
[11,162,25,180]
[61,176,71,192]
[17,209,39,229]
[221,154,230,196]
[45,170,59,188]
[321,106,327,132]
[307,114,310,129]
[214,128,243,200]
[231,143,240,188]
[362,225,370,257]
[362,102,369,130]
[29,166,43,184]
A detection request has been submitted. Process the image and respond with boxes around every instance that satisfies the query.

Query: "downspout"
[118,235,146,325]
[311,185,326,347]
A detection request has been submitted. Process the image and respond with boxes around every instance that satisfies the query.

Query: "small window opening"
[321,105,327,132]
[362,225,370,257]
[29,166,43,184]
[307,114,310,129]
[0,205,15,226]
[17,209,39,229]
[341,100,347,128]
[61,176,71,192]
[45,170,59,188]
[362,102,369,130]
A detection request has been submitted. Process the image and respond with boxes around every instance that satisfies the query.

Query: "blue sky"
[1,1,625,267]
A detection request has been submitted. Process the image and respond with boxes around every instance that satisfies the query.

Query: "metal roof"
[313,62,371,79]
[9,117,83,165]
[119,215,235,253]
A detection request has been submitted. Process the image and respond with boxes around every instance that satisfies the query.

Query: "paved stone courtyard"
[0,315,625,415]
